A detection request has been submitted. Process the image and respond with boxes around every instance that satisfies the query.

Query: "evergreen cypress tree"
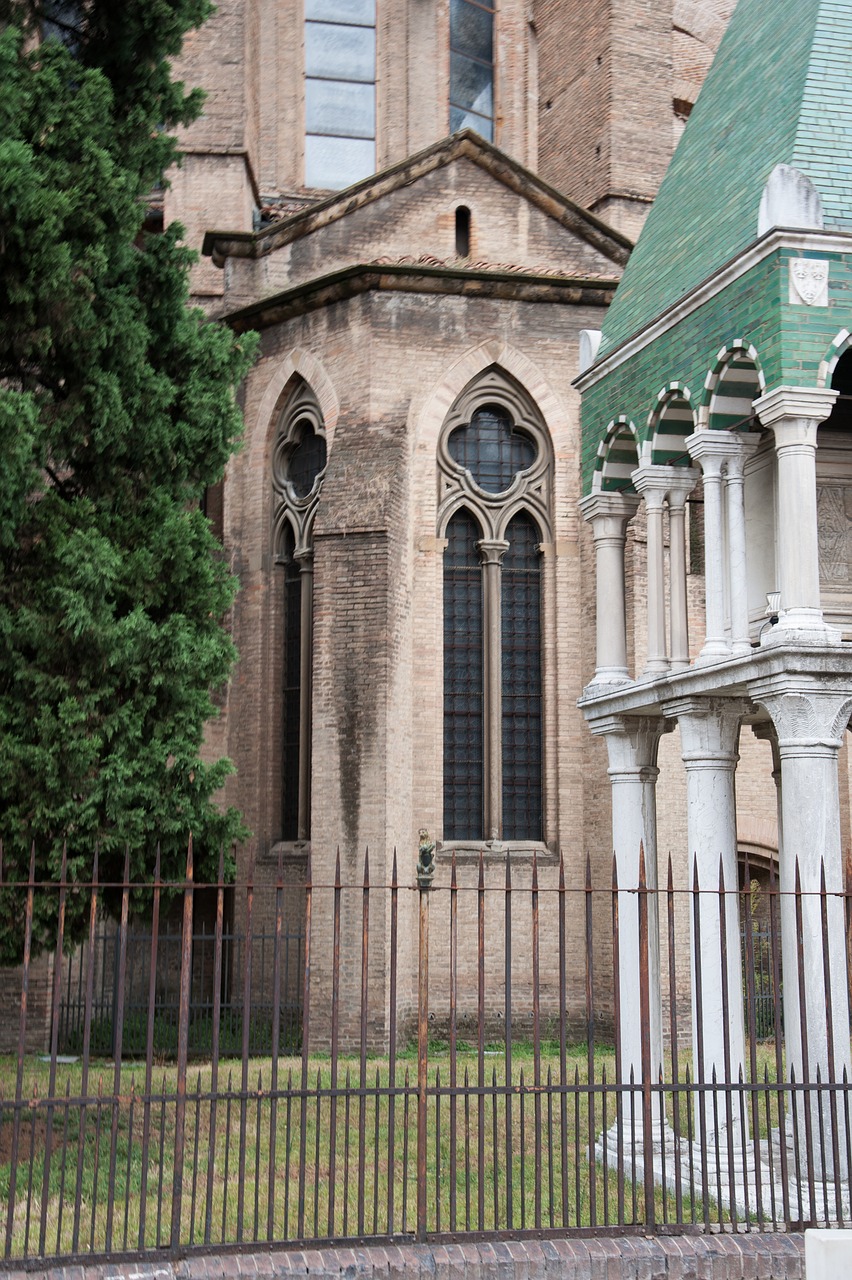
[0,1,257,959]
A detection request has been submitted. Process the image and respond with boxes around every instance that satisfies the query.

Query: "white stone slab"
[805,1228,852,1277]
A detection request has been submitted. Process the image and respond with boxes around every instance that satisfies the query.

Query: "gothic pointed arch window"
[273,383,328,841]
[438,371,551,845]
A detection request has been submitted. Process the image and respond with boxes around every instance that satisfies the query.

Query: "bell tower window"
[305,0,377,189]
[449,0,496,142]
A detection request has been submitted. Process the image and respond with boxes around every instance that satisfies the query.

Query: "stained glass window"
[443,510,485,841]
[281,526,302,840]
[305,0,376,188]
[448,405,536,494]
[501,513,543,840]
[449,0,495,141]
[287,420,327,499]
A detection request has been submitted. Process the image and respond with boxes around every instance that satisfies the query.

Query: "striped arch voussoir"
[818,329,852,388]
[595,416,639,493]
[648,383,695,466]
[704,342,765,432]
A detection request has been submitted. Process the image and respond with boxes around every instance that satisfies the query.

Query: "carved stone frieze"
[817,485,852,584]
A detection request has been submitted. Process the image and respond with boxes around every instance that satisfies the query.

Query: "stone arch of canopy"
[818,329,852,389]
[702,340,765,431]
[592,416,640,494]
[648,382,697,465]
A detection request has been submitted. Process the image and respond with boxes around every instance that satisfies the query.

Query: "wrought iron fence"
[56,923,304,1058]
[1,839,852,1267]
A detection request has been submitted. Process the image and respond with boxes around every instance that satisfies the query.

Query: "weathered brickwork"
[152,0,747,1046]
[0,1231,807,1280]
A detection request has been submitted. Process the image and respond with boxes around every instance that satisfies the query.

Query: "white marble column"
[479,539,509,841]
[685,433,735,663]
[665,697,749,1137]
[579,493,640,684]
[632,464,672,677]
[590,715,669,1120]
[665,469,700,670]
[753,387,839,644]
[725,434,761,657]
[748,676,852,1180]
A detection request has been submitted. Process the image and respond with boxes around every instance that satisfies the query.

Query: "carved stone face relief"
[789,258,829,307]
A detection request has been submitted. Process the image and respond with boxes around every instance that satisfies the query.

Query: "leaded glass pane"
[444,510,484,841]
[450,0,493,63]
[449,51,494,117]
[450,105,494,141]
[448,405,537,494]
[287,420,327,498]
[281,527,302,841]
[306,79,375,140]
[501,513,543,841]
[305,134,375,189]
[305,0,375,25]
[305,22,375,82]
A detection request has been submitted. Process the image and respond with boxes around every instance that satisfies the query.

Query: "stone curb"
[0,1233,806,1280]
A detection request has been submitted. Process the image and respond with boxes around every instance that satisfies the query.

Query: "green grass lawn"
[0,1042,791,1262]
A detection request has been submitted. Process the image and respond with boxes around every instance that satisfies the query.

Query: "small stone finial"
[417,829,436,888]
[758,163,824,238]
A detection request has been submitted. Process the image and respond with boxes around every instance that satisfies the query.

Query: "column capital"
[684,428,740,476]
[724,432,762,480]
[662,467,701,508]
[630,462,673,508]
[753,384,838,433]
[747,674,852,756]
[588,713,672,773]
[294,547,314,571]
[477,538,510,566]
[579,491,640,527]
[663,696,751,766]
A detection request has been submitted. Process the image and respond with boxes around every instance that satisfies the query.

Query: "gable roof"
[597,0,852,358]
[202,129,632,270]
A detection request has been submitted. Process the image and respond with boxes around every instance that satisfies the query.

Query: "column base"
[762,612,841,648]
[586,668,633,690]
[695,641,733,665]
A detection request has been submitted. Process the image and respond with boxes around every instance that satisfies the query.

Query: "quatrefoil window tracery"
[437,370,552,542]
[447,404,537,495]
[273,385,327,558]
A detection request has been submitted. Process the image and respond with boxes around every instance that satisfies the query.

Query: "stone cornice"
[574,227,852,392]
[202,130,633,268]
[579,642,852,726]
[218,263,619,334]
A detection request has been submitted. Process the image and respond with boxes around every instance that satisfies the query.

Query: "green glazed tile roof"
[597,0,852,358]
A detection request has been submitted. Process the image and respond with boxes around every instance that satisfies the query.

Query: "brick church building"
[159,0,841,1039]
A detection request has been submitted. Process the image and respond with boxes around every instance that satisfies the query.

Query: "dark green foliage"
[0,2,258,959]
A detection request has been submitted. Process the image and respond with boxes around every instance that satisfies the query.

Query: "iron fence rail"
[56,923,304,1058]
[0,840,849,1267]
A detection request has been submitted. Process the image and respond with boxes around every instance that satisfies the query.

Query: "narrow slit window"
[455,206,471,257]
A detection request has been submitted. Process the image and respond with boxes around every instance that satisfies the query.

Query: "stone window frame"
[436,368,553,853]
[272,382,328,842]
